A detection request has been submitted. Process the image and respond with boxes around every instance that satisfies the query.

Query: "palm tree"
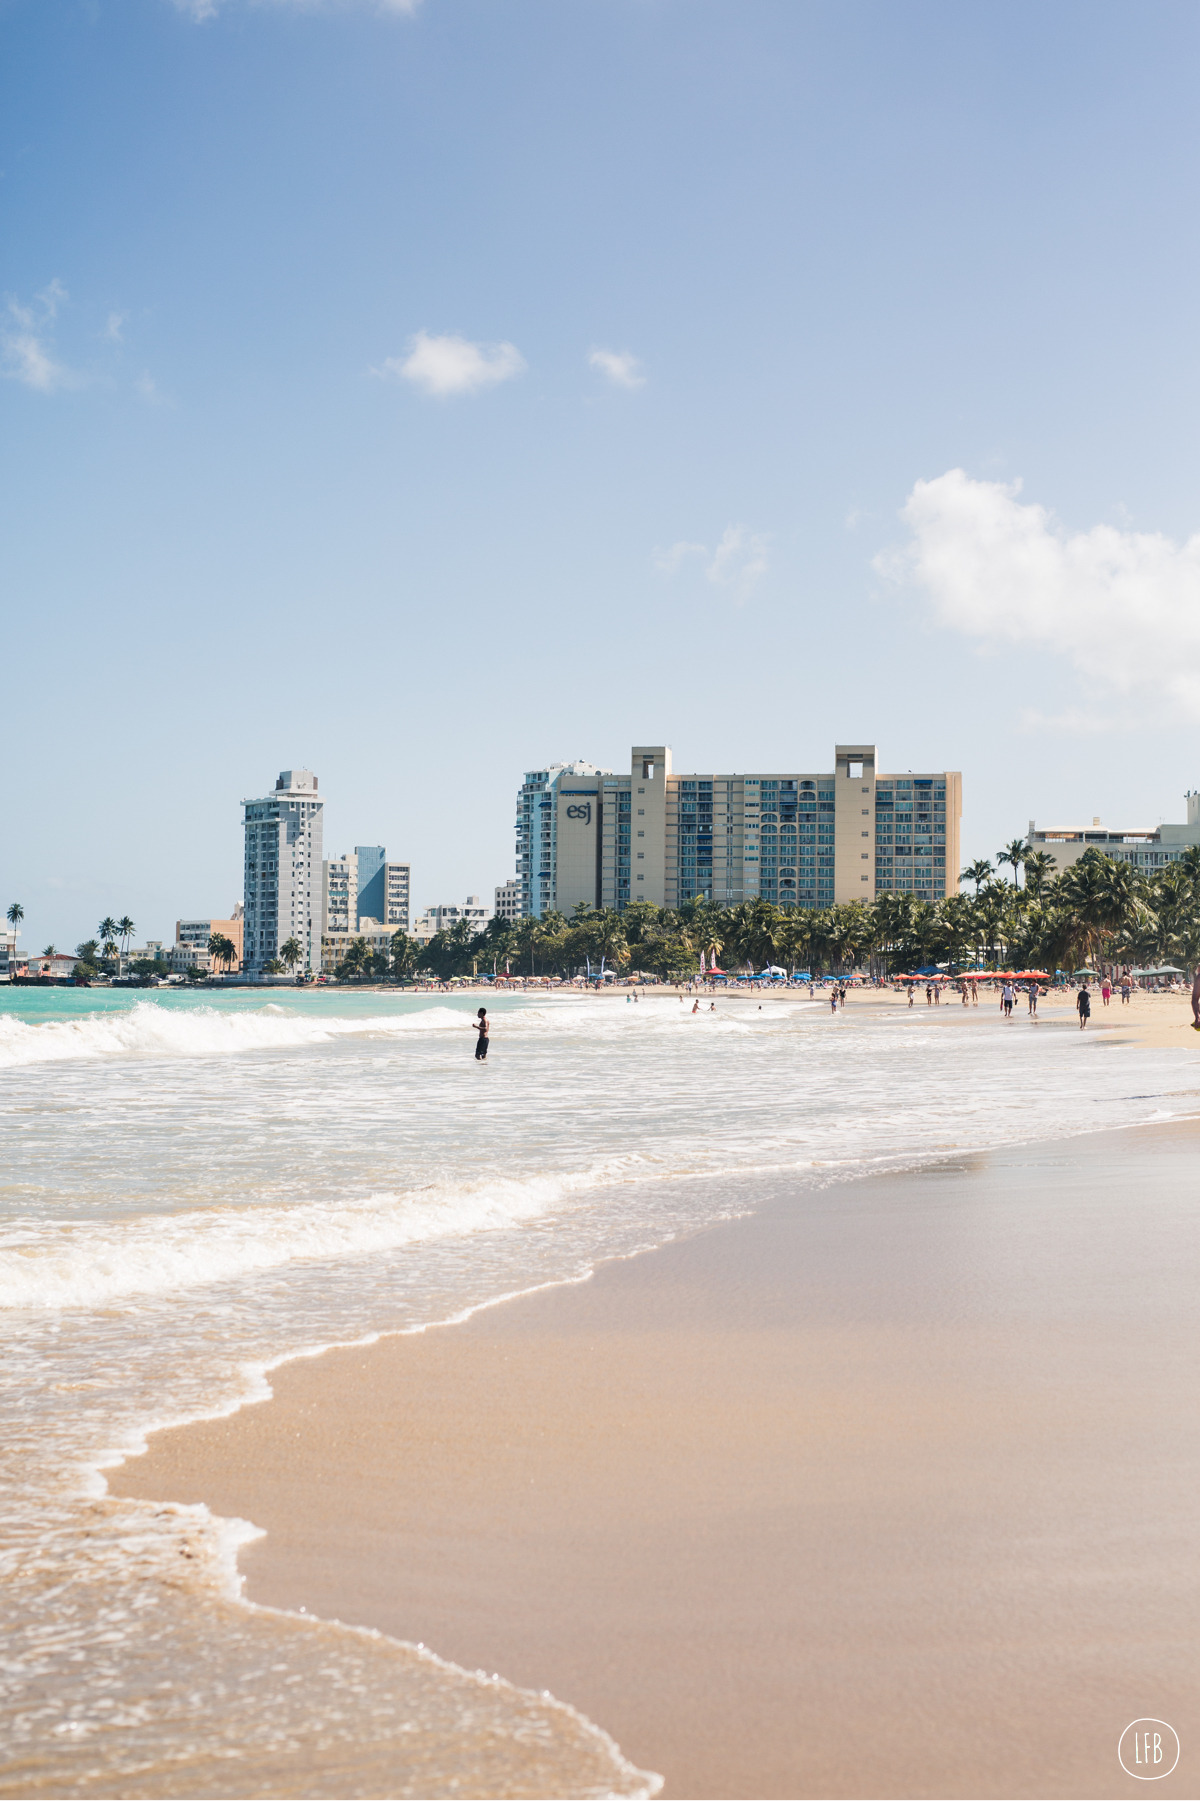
[207,932,237,977]
[117,916,136,960]
[1023,850,1057,898]
[6,901,23,933]
[279,936,303,975]
[996,839,1031,888]
[339,938,370,981]
[961,859,993,896]
[99,916,118,949]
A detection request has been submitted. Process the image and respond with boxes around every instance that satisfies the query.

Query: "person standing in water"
[470,1008,490,1059]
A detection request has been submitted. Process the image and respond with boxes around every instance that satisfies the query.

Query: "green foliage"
[331,854,1200,988]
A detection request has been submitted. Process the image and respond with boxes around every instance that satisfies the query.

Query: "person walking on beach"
[831,988,838,1014]
[1002,981,1014,1019]
[1191,966,1200,1031]
[1102,977,1112,1007]
[1027,981,1039,1017]
[470,1008,490,1059]
[1077,983,1091,1030]
[1121,977,1132,1004]
[907,984,914,1007]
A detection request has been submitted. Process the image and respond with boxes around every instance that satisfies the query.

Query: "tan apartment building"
[515,744,961,916]
[175,907,244,972]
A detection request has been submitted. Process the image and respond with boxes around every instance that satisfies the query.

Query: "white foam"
[0,1000,488,1069]
[0,1159,649,1310]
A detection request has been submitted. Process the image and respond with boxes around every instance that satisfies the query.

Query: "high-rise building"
[323,852,358,933]
[516,744,961,915]
[322,849,410,933]
[243,769,324,975]
[379,862,410,930]
[354,846,386,920]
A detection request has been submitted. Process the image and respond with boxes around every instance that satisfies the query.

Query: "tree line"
[331,843,1200,984]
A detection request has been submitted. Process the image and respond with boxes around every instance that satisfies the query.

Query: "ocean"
[2,987,1196,1798]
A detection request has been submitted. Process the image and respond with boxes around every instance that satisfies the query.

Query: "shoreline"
[110,1114,1200,1800]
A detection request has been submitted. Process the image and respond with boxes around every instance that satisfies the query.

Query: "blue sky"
[4,0,1200,947]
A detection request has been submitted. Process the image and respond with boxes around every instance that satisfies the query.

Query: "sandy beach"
[113,1092,1200,1798]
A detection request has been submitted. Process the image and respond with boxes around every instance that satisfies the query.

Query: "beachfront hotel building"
[242,769,324,975]
[1027,792,1200,875]
[515,744,962,917]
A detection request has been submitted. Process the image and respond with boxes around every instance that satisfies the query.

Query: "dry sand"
[112,1120,1200,1799]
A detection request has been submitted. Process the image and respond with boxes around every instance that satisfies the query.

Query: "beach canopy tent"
[760,966,787,977]
[1130,966,1185,977]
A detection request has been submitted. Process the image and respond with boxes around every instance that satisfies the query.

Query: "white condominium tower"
[242,769,324,975]
[515,743,961,917]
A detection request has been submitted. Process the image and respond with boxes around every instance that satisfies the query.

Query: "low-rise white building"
[321,919,402,974]
[494,878,523,922]
[0,926,19,982]
[1027,792,1200,875]
[412,896,492,943]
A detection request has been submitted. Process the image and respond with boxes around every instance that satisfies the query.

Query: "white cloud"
[38,279,68,320]
[174,0,420,21]
[104,312,126,343]
[2,332,68,391]
[875,468,1200,719]
[708,524,769,599]
[3,283,75,391]
[135,372,168,405]
[654,540,707,575]
[374,330,526,397]
[588,347,645,390]
[654,524,769,605]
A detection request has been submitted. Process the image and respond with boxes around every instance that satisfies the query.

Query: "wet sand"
[112,1122,1200,1799]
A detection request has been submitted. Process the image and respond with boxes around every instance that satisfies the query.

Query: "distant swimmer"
[709,1002,716,1012]
[1076,984,1091,1030]
[692,1000,700,1014]
[830,990,838,1014]
[470,1007,490,1060]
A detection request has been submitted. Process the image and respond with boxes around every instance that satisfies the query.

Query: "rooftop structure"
[1027,792,1200,875]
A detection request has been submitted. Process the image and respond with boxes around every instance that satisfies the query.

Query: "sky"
[4,0,1200,950]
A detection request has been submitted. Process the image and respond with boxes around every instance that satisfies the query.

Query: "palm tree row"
[329,846,1200,985]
